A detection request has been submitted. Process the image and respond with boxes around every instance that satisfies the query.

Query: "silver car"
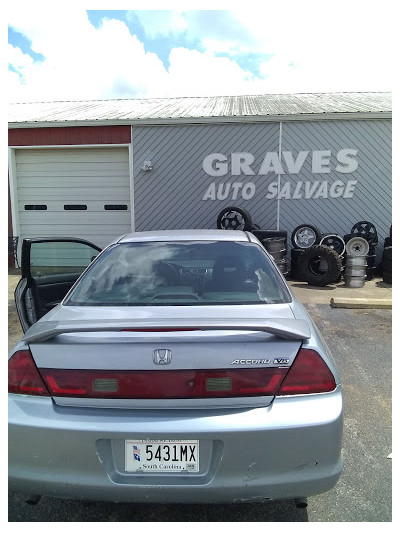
[9,230,343,506]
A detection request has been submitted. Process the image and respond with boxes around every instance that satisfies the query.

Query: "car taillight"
[37,367,290,399]
[276,348,336,395]
[8,350,50,396]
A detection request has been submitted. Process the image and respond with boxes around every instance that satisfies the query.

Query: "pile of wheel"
[382,225,392,285]
[343,221,378,280]
[344,237,369,288]
[290,224,342,285]
[262,237,288,278]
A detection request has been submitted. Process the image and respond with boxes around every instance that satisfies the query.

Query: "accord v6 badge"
[230,359,271,365]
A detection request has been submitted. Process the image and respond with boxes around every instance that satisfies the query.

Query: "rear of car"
[8,231,343,504]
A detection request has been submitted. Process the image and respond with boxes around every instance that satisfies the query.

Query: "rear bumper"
[9,389,343,503]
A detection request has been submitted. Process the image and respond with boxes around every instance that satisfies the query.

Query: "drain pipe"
[294,497,308,509]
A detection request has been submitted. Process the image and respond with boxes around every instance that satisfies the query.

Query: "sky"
[7,2,394,103]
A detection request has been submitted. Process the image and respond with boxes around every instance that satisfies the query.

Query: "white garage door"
[15,147,131,249]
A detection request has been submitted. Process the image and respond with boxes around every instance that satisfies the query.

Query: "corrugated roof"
[8,92,391,126]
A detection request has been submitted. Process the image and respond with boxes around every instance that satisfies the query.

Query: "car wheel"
[262,237,286,254]
[299,245,342,286]
[351,221,378,246]
[346,237,369,256]
[319,234,346,256]
[291,224,321,249]
[217,206,253,231]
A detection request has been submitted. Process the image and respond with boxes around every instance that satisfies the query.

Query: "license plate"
[125,440,199,472]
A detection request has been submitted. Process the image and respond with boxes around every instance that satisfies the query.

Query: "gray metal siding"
[279,120,391,256]
[133,123,279,231]
[133,119,391,259]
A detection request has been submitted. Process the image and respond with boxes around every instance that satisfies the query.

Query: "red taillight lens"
[38,367,290,399]
[276,348,336,395]
[8,350,50,396]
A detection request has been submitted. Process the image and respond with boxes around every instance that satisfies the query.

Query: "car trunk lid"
[26,304,307,408]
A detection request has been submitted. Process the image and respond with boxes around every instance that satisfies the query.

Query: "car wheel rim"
[221,211,246,230]
[346,237,369,256]
[294,228,317,248]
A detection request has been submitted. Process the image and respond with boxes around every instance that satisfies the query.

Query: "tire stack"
[382,225,392,285]
[290,224,342,286]
[262,237,289,278]
[344,221,378,281]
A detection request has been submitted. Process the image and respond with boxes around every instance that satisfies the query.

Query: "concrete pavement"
[288,278,392,308]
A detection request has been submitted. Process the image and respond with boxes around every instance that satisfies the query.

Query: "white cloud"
[7,5,393,103]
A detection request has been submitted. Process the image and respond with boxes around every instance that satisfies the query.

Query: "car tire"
[291,224,321,249]
[299,245,342,286]
[320,234,346,256]
[217,206,253,231]
[351,221,378,246]
[384,236,392,248]
[382,246,392,285]
[290,249,305,280]
[382,246,392,271]
[383,271,392,284]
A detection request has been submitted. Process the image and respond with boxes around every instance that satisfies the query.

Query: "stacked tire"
[382,225,392,285]
[290,224,342,286]
[290,224,321,280]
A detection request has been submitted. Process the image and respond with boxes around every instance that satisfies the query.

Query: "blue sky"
[8,5,393,103]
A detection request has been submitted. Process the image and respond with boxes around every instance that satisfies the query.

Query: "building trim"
[129,129,135,232]
[8,148,20,245]
[8,125,131,146]
[8,143,130,150]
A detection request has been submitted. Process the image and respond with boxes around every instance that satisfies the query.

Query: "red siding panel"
[8,126,131,146]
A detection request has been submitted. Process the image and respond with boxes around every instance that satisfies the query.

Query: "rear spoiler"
[23,318,311,343]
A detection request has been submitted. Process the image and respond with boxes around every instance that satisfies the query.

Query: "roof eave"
[7,111,392,129]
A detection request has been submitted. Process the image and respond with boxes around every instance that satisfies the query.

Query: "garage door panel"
[17,162,129,174]
[18,179,129,191]
[18,190,130,203]
[16,148,129,163]
[15,147,132,245]
[19,212,131,224]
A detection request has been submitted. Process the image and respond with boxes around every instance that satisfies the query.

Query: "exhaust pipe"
[294,497,308,509]
[26,494,41,505]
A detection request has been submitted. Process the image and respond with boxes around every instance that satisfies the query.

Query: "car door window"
[30,241,99,277]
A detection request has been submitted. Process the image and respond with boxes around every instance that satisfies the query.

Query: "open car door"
[15,238,102,332]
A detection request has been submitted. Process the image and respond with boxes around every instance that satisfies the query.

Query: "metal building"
[8,92,392,263]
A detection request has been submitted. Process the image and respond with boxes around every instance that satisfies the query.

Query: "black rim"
[220,211,246,230]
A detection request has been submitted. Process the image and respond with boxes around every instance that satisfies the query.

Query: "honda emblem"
[153,349,172,365]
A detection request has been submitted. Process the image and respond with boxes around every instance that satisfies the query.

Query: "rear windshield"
[65,240,291,306]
